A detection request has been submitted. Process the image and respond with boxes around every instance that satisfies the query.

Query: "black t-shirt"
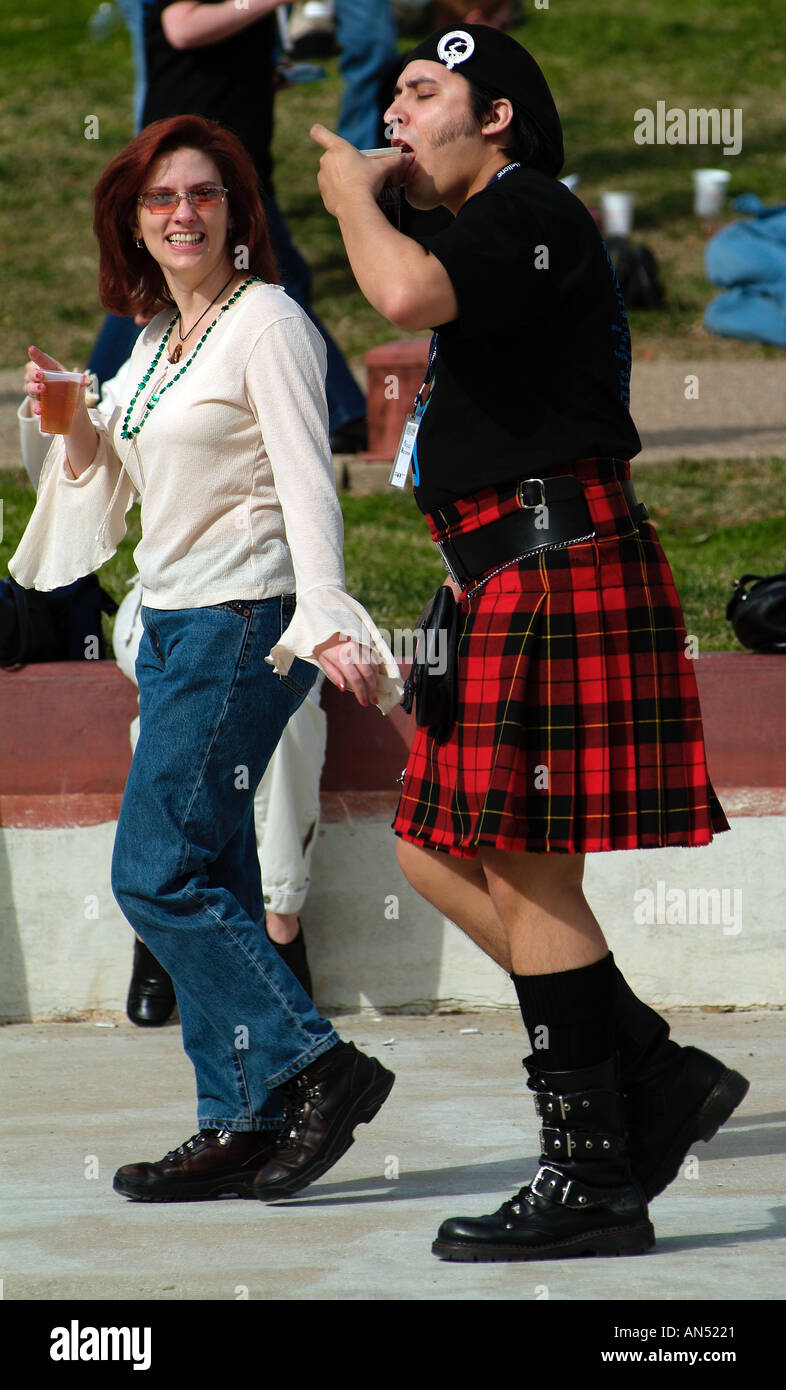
[142,1,276,194]
[411,166,641,514]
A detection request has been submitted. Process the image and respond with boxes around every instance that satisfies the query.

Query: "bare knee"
[396,836,435,892]
[396,836,488,900]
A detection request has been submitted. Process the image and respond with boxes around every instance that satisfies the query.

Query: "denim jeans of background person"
[335,0,398,151]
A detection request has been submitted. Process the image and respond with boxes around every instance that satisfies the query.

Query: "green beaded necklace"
[120,276,262,441]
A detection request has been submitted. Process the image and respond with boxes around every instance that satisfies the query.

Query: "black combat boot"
[613,964,749,1200]
[432,1055,654,1262]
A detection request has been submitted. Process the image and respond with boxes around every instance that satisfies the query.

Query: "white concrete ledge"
[1,804,784,1020]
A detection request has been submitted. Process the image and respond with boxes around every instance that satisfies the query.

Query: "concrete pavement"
[1,1006,782,1302]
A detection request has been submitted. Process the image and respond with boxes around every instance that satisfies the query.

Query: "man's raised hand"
[310,123,412,218]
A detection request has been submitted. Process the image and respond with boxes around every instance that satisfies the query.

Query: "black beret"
[401,24,563,177]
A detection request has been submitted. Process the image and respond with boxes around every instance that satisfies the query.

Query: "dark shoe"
[626,1045,750,1201]
[329,417,367,454]
[126,938,176,1027]
[613,964,749,1200]
[113,1129,277,1202]
[432,1057,654,1262]
[252,1040,395,1200]
[267,918,312,997]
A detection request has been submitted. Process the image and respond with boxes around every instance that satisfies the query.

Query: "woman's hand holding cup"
[26,345,90,436]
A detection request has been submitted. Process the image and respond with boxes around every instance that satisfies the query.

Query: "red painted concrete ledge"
[1,653,784,828]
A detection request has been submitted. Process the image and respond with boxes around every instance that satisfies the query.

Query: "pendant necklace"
[168,271,236,363]
[120,277,262,441]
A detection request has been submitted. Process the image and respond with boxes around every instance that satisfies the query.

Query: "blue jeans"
[87,313,144,390]
[116,0,146,132]
[111,596,339,1131]
[336,0,398,151]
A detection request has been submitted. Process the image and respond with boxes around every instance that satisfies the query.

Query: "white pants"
[115,577,326,919]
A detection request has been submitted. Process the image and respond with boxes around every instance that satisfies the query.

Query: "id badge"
[389,412,420,489]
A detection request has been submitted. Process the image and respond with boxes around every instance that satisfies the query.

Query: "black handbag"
[726,571,786,652]
[401,583,460,740]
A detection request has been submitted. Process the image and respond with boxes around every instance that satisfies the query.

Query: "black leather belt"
[437,475,648,590]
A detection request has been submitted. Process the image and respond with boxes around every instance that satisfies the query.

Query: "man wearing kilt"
[312,25,749,1261]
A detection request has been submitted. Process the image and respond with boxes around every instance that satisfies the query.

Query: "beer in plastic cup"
[362,148,402,229]
[600,191,635,238]
[39,370,84,435]
[692,169,731,218]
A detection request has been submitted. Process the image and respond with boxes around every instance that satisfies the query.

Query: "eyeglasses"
[137,185,229,214]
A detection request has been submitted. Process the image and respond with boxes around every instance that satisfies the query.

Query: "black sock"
[610,953,680,1083]
[511,953,616,1071]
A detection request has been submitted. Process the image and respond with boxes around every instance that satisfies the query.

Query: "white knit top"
[10,281,402,711]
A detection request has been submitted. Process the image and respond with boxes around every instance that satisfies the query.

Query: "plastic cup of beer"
[39,369,84,435]
[362,147,402,229]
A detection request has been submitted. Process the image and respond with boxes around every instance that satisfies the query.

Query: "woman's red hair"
[93,115,279,317]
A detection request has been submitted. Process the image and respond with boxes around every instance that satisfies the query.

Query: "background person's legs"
[254,678,327,994]
[254,678,326,935]
[335,0,398,152]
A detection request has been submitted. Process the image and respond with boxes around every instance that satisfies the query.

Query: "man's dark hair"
[468,78,552,173]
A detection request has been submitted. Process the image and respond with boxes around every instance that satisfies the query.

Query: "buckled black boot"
[613,964,750,1200]
[432,1056,654,1262]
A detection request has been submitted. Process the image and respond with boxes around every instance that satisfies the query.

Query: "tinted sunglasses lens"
[141,188,223,212]
[144,194,179,213]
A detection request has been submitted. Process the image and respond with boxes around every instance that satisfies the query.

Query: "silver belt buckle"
[517,477,546,510]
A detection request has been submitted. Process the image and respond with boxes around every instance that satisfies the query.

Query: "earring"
[134,237,144,249]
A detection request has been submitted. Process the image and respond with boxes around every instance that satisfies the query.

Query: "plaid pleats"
[393,459,729,858]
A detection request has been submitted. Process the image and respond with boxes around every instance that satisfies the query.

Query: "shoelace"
[500,1187,530,1221]
[165,1132,205,1160]
[164,1129,230,1160]
[277,1079,323,1150]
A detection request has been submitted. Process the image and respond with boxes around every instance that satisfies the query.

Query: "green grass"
[2,460,782,650]
[1,0,784,369]
[1,2,782,653]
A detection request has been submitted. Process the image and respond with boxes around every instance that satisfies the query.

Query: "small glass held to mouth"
[361,148,404,229]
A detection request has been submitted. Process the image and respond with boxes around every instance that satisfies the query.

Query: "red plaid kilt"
[393,459,729,858]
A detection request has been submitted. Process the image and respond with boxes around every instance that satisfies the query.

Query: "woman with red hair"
[11,115,399,1204]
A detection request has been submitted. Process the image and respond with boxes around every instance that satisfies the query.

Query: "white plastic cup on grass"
[600,191,635,237]
[693,168,731,217]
